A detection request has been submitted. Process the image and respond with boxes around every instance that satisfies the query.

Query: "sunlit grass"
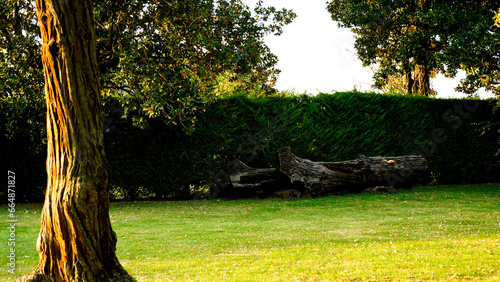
[1,184,499,281]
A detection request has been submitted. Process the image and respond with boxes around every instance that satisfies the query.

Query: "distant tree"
[327,0,500,97]
[16,0,134,281]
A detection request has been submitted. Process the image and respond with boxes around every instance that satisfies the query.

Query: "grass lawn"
[1,184,499,281]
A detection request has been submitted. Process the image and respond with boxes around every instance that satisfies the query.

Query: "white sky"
[244,0,496,99]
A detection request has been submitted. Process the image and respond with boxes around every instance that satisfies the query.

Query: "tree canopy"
[1,0,296,137]
[327,0,500,97]
[94,0,295,130]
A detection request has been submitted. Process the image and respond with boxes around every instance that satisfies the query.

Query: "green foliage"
[496,8,500,27]
[214,71,278,98]
[0,1,45,148]
[3,184,500,281]
[93,0,296,131]
[327,0,500,97]
[0,1,46,201]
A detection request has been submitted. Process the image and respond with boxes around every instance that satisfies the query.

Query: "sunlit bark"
[412,63,430,96]
[17,0,134,281]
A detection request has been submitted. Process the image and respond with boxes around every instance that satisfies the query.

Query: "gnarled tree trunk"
[17,1,134,281]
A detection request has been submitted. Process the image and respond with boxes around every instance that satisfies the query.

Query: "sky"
[244,0,496,99]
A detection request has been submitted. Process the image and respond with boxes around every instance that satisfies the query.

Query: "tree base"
[16,269,136,282]
[16,273,59,282]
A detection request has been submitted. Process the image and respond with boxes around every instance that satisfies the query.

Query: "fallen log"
[276,147,429,196]
[223,159,288,198]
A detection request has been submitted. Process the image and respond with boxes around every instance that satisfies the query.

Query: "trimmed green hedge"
[3,92,499,202]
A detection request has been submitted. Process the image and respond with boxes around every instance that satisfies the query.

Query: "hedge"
[2,92,499,202]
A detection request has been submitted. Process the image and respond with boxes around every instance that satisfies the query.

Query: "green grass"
[1,184,499,281]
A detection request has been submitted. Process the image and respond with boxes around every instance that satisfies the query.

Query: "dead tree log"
[277,147,428,196]
[223,159,288,198]
[225,147,429,198]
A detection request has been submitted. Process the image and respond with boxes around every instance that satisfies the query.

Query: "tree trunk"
[412,63,430,96]
[277,147,428,197]
[403,69,414,95]
[17,1,134,281]
[412,0,431,97]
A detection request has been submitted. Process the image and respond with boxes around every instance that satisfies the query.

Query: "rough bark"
[412,63,430,96]
[224,159,288,198]
[17,1,134,281]
[226,148,428,198]
[403,69,414,95]
[403,63,430,96]
[276,147,428,197]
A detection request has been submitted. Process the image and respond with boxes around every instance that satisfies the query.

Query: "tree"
[1,0,295,201]
[2,0,295,137]
[327,0,500,97]
[17,0,133,281]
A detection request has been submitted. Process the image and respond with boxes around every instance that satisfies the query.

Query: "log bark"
[224,159,287,198]
[17,1,133,281]
[277,147,428,196]
[225,148,428,198]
